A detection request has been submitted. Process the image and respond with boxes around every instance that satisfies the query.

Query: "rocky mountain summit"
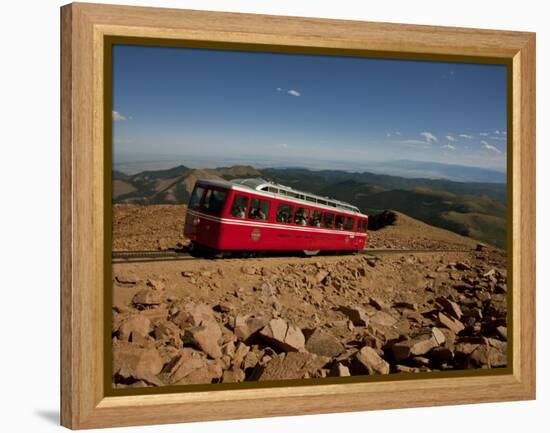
[112,247,507,388]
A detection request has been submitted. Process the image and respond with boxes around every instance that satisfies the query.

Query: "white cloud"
[112,110,127,121]
[394,131,401,136]
[386,131,401,137]
[287,89,301,97]
[277,143,289,149]
[276,87,283,92]
[442,143,456,151]
[401,139,426,144]
[479,132,489,137]
[494,130,500,134]
[420,131,438,144]
[459,134,473,139]
[445,135,456,142]
[481,141,501,154]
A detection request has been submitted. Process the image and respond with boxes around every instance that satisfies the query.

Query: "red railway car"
[184,178,368,256]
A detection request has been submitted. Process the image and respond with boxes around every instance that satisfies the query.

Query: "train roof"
[196,177,368,217]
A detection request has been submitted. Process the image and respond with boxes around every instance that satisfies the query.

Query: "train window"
[362,220,369,232]
[322,212,335,228]
[294,207,309,226]
[344,217,355,230]
[308,210,322,227]
[230,195,248,218]
[189,186,205,209]
[248,198,270,220]
[276,203,294,224]
[335,215,345,230]
[202,189,228,215]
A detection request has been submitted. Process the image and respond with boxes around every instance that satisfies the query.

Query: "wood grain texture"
[60,2,536,429]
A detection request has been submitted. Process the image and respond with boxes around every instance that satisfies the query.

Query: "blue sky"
[112,44,507,171]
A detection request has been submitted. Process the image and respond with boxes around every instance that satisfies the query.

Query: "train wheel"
[303,250,320,257]
[188,242,203,257]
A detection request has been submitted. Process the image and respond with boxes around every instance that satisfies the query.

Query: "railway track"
[111,248,474,263]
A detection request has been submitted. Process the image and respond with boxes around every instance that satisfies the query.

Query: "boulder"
[113,342,164,382]
[369,297,389,311]
[255,352,329,381]
[117,315,151,343]
[153,320,182,345]
[234,314,271,341]
[328,362,351,377]
[222,367,246,383]
[370,310,397,327]
[438,312,465,335]
[468,344,507,368]
[391,330,441,363]
[132,288,162,307]
[353,346,390,375]
[339,306,369,326]
[171,303,215,329]
[184,320,223,359]
[305,328,344,358]
[436,297,463,320]
[160,348,224,385]
[259,318,305,352]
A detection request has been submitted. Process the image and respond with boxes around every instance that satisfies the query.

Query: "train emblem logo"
[250,228,261,241]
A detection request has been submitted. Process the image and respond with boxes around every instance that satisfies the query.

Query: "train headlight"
[193,217,200,226]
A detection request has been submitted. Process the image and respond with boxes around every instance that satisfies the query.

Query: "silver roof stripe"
[196,178,368,218]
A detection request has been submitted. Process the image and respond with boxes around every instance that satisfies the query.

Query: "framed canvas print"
[60,2,536,429]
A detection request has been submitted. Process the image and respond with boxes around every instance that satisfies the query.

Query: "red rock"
[369,297,389,311]
[160,348,224,385]
[305,328,344,358]
[184,320,223,359]
[118,315,151,343]
[234,314,271,341]
[232,342,251,368]
[132,288,162,306]
[391,332,439,362]
[153,320,181,345]
[259,318,305,352]
[438,312,465,334]
[436,297,463,320]
[255,352,329,381]
[468,344,507,368]
[328,362,351,377]
[370,310,397,327]
[339,306,369,326]
[113,342,164,381]
[353,346,390,375]
[222,367,246,383]
[171,303,215,329]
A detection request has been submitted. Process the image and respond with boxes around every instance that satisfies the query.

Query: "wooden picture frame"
[60,2,536,429]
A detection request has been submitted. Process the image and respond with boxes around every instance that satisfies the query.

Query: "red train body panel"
[184,179,368,254]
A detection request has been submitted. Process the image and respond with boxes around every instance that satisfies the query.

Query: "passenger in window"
[256,208,267,220]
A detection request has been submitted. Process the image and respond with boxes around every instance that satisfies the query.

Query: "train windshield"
[344,217,355,231]
[202,189,228,215]
[189,186,205,209]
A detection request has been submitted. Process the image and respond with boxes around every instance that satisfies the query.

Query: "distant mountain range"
[358,160,506,183]
[112,164,507,248]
